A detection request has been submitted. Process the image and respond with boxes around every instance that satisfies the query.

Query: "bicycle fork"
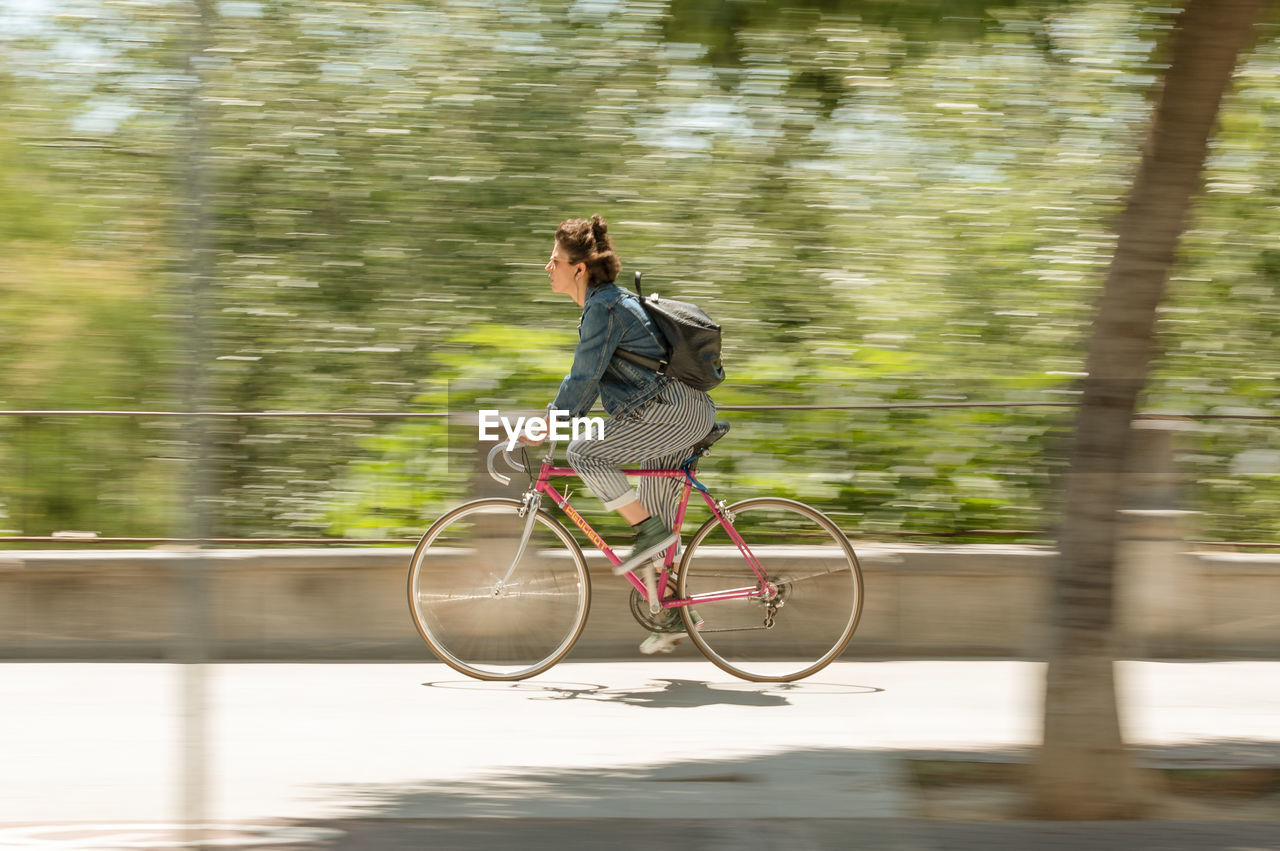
[491,489,543,597]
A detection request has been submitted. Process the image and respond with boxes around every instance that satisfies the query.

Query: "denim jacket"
[551,282,670,419]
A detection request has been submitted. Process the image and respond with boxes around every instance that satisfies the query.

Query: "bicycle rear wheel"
[407,498,590,680]
[677,497,862,682]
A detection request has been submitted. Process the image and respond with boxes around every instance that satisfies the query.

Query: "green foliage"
[1,0,1279,542]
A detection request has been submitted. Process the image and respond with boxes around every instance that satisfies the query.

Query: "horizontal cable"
[0,403,1277,420]
[0,536,419,545]
[6,535,1279,548]
[0,410,450,418]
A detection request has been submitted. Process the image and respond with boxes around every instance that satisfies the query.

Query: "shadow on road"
[308,745,907,821]
[274,817,1280,851]
[422,677,884,708]
[281,740,1280,849]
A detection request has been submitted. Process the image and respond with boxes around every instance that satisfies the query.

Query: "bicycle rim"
[407,498,590,680]
[678,498,862,682]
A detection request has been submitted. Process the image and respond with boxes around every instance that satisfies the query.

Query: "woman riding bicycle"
[520,214,716,654]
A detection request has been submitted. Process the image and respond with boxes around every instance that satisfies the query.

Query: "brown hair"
[555,214,621,287]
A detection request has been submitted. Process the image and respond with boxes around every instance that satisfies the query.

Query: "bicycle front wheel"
[407,498,591,681]
[678,498,863,682]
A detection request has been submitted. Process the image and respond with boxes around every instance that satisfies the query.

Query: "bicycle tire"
[677,497,863,682]
[407,497,591,681]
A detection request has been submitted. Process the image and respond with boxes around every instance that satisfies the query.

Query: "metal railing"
[4,402,1278,418]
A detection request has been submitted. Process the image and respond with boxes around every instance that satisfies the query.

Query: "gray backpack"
[615,272,725,391]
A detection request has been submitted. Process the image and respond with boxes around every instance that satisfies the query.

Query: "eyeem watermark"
[479,409,605,450]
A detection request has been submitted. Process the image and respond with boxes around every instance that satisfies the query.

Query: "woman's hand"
[516,433,546,447]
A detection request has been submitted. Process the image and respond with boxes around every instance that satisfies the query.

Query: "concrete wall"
[2,537,1276,660]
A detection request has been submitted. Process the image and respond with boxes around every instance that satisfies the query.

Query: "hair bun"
[556,214,621,287]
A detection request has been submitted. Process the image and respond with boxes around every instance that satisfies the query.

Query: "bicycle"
[406,421,863,683]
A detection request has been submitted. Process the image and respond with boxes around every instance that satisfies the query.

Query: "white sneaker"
[638,632,684,655]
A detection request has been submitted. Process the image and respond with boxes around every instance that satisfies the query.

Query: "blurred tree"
[1031,0,1269,819]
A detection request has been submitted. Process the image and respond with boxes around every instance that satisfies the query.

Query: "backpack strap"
[614,270,670,375]
[615,346,669,376]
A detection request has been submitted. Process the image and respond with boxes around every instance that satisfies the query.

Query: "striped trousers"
[566,379,717,529]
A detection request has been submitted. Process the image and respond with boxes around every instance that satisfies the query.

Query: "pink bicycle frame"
[532,462,772,609]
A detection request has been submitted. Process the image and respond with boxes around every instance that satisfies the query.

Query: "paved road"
[1,660,1277,848]
[1,818,1277,850]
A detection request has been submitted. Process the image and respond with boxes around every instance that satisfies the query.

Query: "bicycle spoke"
[678,498,863,682]
[407,498,591,681]
[769,567,852,584]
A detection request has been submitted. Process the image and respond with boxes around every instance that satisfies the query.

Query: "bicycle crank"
[628,588,682,633]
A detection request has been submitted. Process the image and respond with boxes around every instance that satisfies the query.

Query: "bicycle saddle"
[691,420,730,455]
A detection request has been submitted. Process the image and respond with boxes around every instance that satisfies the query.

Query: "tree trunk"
[1030,0,1266,819]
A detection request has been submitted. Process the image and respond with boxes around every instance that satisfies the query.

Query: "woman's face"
[545,241,584,297]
